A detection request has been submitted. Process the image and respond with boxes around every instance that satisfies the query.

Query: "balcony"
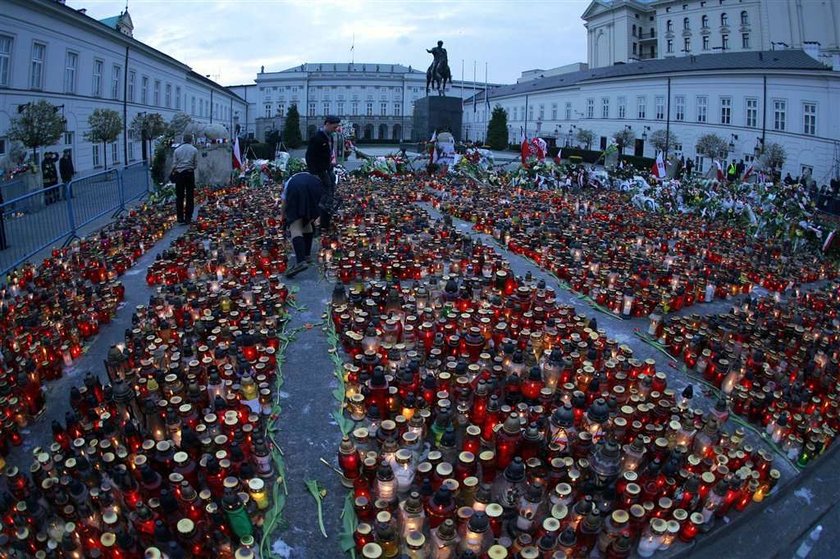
[638,31,657,43]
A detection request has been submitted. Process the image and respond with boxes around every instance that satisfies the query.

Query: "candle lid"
[177,518,194,535]
[100,532,116,547]
[248,478,265,492]
[223,476,239,489]
[406,531,425,547]
[487,545,508,559]
[361,543,383,559]
[485,503,503,518]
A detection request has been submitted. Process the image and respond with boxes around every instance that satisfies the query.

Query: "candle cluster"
[651,281,839,466]
[326,178,785,559]
[0,184,289,558]
[0,204,174,455]
[422,179,835,319]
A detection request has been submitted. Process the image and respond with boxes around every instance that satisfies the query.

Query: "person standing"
[171,133,198,224]
[282,171,324,278]
[306,115,340,232]
[59,149,75,200]
[41,152,59,205]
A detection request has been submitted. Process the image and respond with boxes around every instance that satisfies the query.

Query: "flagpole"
[484,62,489,142]
[461,59,464,103]
[351,33,355,64]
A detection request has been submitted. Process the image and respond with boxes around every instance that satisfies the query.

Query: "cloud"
[68,0,591,85]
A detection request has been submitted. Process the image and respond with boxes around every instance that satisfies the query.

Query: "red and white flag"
[651,152,666,179]
[742,162,755,182]
[520,129,529,165]
[429,130,438,163]
[232,136,242,170]
[823,230,836,252]
[714,159,725,181]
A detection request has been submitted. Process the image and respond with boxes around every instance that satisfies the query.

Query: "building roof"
[466,49,833,103]
[98,15,121,28]
[274,63,424,75]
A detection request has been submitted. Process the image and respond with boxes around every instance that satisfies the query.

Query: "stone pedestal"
[412,96,463,142]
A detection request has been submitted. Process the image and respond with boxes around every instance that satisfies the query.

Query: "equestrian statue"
[426,40,452,96]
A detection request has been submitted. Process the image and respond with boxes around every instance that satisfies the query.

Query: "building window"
[696,95,707,122]
[655,96,665,120]
[720,97,731,124]
[175,86,181,110]
[31,42,46,90]
[112,65,121,99]
[632,24,637,37]
[740,10,748,25]
[684,37,691,52]
[618,97,626,119]
[307,102,315,117]
[551,103,558,120]
[0,138,6,157]
[683,17,690,30]
[352,102,358,115]
[164,84,171,107]
[528,106,534,121]
[141,77,148,104]
[128,70,135,101]
[742,33,750,49]
[722,35,729,50]
[191,96,196,115]
[64,51,78,94]
[111,142,119,165]
[64,131,74,146]
[128,137,135,161]
[264,104,271,118]
[701,15,709,28]
[637,96,647,119]
[721,13,728,26]
[0,35,12,87]
[92,144,101,168]
[277,103,285,116]
[667,39,674,53]
[601,97,609,119]
[773,99,786,131]
[513,106,518,121]
[366,102,373,116]
[323,102,330,115]
[153,80,160,105]
[703,36,710,50]
[565,102,572,120]
[337,101,344,115]
[586,98,594,119]
[393,103,400,116]
[380,102,387,116]
[675,95,685,121]
[745,98,757,127]
[803,103,816,135]
[667,20,673,32]
[633,43,637,55]
[538,105,544,119]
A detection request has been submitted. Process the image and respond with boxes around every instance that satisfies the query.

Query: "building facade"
[584,0,840,69]
[230,63,481,143]
[0,0,246,175]
[464,50,840,182]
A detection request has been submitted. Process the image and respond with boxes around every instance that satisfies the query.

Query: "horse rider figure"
[426,40,451,95]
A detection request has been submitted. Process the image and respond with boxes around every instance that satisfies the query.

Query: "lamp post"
[729,134,738,152]
[642,125,650,141]
[137,111,148,162]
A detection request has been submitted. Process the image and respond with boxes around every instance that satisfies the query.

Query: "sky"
[67,0,591,86]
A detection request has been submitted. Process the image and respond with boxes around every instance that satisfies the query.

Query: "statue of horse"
[426,62,452,96]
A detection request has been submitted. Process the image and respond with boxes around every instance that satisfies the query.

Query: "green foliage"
[486,105,509,150]
[8,100,66,159]
[167,112,193,138]
[760,142,786,171]
[649,129,679,153]
[575,128,595,150]
[282,105,303,149]
[696,133,729,160]
[151,142,168,185]
[85,108,123,169]
[130,112,166,140]
[612,128,635,153]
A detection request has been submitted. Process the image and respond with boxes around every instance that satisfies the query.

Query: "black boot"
[303,232,314,264]
[285,236,309,278]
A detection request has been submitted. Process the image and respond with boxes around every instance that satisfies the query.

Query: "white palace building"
[464,0,840,183]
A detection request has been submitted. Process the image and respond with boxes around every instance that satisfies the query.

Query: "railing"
[0,162,151,277]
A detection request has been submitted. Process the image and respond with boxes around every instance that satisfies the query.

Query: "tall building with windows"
[0,0,245,175]
[584,0,840,68]
[229,63,477,143]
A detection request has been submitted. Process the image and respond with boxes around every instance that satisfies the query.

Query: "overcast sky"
[68,0,591,86]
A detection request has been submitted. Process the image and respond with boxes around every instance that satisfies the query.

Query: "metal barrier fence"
[0,162,151,276]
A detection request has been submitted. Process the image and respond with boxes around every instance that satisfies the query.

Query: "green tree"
[486,105,509,150]
[760,141,786,173]
[649,129,679,154]
[130,112,166,161]
[8,100,66,162]
[85,109,123,169]
[575,128,595,150]
[696,133,729,161]
[167,112,193,138]
[282,104,303,149]
[612,128,636,154]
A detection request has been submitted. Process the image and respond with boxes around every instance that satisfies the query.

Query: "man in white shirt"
[171,133,199,224]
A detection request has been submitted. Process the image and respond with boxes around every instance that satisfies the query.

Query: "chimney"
[802,41,821,61]
[77,8,86,14]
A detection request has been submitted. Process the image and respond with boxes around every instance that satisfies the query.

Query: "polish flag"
[651,152,666,179]
[714,159,725,181]
[742,162,755,182]
[232,136,242,170]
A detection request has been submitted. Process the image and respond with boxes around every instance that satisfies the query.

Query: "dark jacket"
[305,129,332,174]
[59,155,75,182]
[284,172,324,225]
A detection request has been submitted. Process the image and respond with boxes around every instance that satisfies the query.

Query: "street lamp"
[641,125,650,141]
[729,133,738,151]
[753,137,764,158]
